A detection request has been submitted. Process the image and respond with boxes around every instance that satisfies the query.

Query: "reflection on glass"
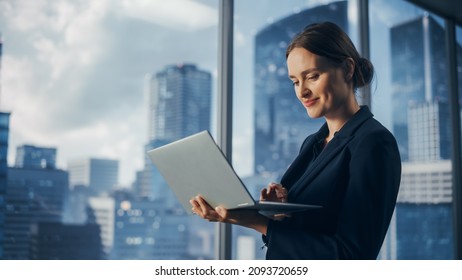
[0,0,217,259]
[371,0,462,259]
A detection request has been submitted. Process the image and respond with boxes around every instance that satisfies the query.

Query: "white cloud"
[0,0,217,185]
[119,0,218,31]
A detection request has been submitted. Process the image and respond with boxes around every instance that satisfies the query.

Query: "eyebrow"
[288,68,319,79]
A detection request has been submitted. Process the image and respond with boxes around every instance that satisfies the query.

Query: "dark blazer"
[263,106,401,259]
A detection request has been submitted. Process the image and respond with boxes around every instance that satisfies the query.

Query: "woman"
[190,22,401,259]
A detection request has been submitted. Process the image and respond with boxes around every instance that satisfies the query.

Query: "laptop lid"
[147,131,320,215]
[147,131,254,214]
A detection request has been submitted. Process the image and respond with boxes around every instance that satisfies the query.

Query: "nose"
[297,80,310,99]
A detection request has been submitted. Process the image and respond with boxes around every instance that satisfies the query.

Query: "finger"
[196,196,211,214]
[267,184,277,195]
[260,188,267,200]
[196,196,221,221]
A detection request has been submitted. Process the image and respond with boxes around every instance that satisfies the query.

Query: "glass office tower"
[15,145,57,169]
[389,14,462,259]
[0,112,10,259]
[391,15,452,161]
[253,1,347,178]
[4,167,68,259]
[111,64,214,259]
[67,158,119,195]
[143,64,212,200]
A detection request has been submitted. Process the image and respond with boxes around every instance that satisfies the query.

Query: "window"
[0,0,218,260]
[370,0,456,259]
[232,0,357,260]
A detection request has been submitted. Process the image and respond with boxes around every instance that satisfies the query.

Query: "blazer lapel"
[288,135,354,199]
[286,106,374,199]
[280,133,319,189]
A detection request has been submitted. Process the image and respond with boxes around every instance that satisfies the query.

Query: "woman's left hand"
[189,195,269,235]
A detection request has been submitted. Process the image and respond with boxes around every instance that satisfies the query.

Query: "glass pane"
[0,0,218,259]
[370,0,455,259]
[232,0,357,259]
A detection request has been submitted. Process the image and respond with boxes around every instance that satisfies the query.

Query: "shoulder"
[355,117,396,143]
[350,117,400,160]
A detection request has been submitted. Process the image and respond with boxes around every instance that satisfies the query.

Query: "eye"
[291,80,299,86]
[307,74,319,81]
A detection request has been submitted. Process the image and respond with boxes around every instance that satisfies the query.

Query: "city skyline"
[1,0,462,260]
[0,0,428,187]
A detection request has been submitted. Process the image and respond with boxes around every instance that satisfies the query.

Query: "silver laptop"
[147,131,320,215]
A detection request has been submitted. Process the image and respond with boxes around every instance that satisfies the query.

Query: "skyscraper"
[15,145,57,169]
[389,14,462,259]
[4,166,68,259]
[87,196,115,259]
[0,112,9,259]
[408,100,451,161]
[67,158,119,195]
[111,194,190,260]
[29,222,102,260]
[142,64,212,200]
[121,63,213,260]
[147,64,212,143]
[253,1,347,177]
[390,15,460,160]
[396,161,453,259]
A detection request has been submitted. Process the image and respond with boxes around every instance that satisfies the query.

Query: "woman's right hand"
[260,182,288,203]
[260,183,290,221]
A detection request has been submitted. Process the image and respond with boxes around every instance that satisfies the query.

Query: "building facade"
[111,194,190,260]
[388,14,462,259]
[4,167,68,259]
[15,145,57,169]
[67,158,119,195]
[142,64,212,201]
[87,196,115,259]
[30,222,102,260]
[390,15,461,160]
[0,112,10,259]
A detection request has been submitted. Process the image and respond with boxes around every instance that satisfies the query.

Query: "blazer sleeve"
[264,129,401,259]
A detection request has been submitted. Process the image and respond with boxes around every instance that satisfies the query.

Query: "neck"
[325,100,360,141]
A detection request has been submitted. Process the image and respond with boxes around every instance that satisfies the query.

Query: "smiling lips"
[303,98,320,107]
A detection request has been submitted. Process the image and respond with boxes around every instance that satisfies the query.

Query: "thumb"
[215,206,227,218]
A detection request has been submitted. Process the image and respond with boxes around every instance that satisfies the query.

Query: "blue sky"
[0,0,460,186]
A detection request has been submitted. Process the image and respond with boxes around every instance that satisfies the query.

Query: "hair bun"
[356,57,374,88]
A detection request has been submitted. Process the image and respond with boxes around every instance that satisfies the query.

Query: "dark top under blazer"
[263,106,401,259]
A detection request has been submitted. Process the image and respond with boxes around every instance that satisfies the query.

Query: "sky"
[0,0,219,186]
[0,0,459,187]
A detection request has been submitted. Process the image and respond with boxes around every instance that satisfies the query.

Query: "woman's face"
[287,47,353,119]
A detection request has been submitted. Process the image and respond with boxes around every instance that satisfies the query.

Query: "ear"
[343,58,355,82]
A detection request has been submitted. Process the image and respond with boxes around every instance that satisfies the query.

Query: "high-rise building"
[87,196,115,259]
[15,145,57,169]
[146,64,212,143]
[388,14,462,260]
[142,64,212,200]
[111,194,190,260]
[395,161,453,259]
[390,15,462,160]
[67,158,119,195]
[408,100,451,161]
[253,1,347,178]
[122,63,213,260]
[29,222,102,260]
[0,112,10,259]
[4,167,68,259]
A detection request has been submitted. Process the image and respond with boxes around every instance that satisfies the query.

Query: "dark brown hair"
[286,22,374,90]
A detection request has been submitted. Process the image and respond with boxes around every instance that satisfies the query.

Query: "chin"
[306,108,322,119]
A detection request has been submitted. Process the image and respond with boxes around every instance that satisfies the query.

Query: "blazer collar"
[332,105,373,139]
[283,106,373,198]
